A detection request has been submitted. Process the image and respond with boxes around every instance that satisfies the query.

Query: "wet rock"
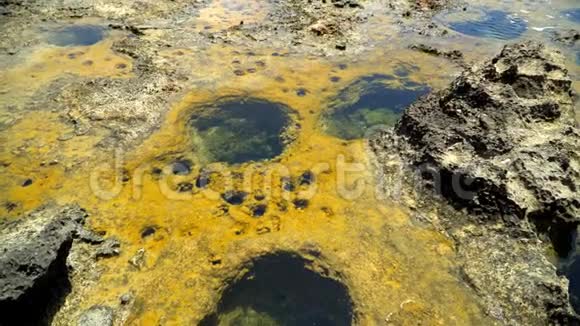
[409,43,465,65]
[0,204,88,325]
[370,41,580,324]
[78,305,114,326]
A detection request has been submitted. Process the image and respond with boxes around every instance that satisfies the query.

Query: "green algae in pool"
[200,254,354,326]
[48,25,105,46]
[438,8,527,40]
[322,74,430,140]
[189,98,293,164]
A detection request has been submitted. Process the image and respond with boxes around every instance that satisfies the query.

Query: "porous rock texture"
[370,42,580,324]
[398,41,579,241]
[0,204,87,325]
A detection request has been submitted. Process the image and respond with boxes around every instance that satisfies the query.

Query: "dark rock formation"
[370,42,580,324]
[397,42,579,246]
[552,29,579,47]
[409,43,465,66]
[0,204,88,325]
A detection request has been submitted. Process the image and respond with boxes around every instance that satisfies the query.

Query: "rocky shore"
[370,41,580,324]
[0,205,120,325]
[1,0,579,325]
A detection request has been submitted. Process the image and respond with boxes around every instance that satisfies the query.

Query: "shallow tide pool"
[0,0,579,324]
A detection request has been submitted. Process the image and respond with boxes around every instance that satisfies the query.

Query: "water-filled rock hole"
[188,98,296,164]
[200,253,354,326]
[322,74,430,140]
[48,25,105,46]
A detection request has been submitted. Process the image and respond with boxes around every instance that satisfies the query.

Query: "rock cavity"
[200,253,354,326]
[189,98,296,164]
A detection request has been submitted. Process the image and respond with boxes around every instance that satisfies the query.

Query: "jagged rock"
[0,204,88,325]
[78,305,114,326]
[95,238,121,259]
[552,29,579,47]
[409,43,465,66]
[396,42,579,242]
[370,42,580,324]
[77,228,105,244]
[128,248,146,270]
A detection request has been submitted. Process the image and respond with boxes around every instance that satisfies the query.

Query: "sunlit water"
[47,25,105,47]
[0,0,579,324]
[322,73,430,140]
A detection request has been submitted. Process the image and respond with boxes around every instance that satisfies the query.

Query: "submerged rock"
[552,29,580,47]
[370,42,580,324]
[408,43,465,66]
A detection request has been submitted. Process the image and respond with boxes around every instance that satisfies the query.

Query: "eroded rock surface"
[0,205,87,325]
[0,204,121,325]
[370,42,580,324]
[398,42,579,240]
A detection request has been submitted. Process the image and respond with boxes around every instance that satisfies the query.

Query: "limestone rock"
[0,204,88,324]
[395,42,579,241]
[370,42,580,324]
